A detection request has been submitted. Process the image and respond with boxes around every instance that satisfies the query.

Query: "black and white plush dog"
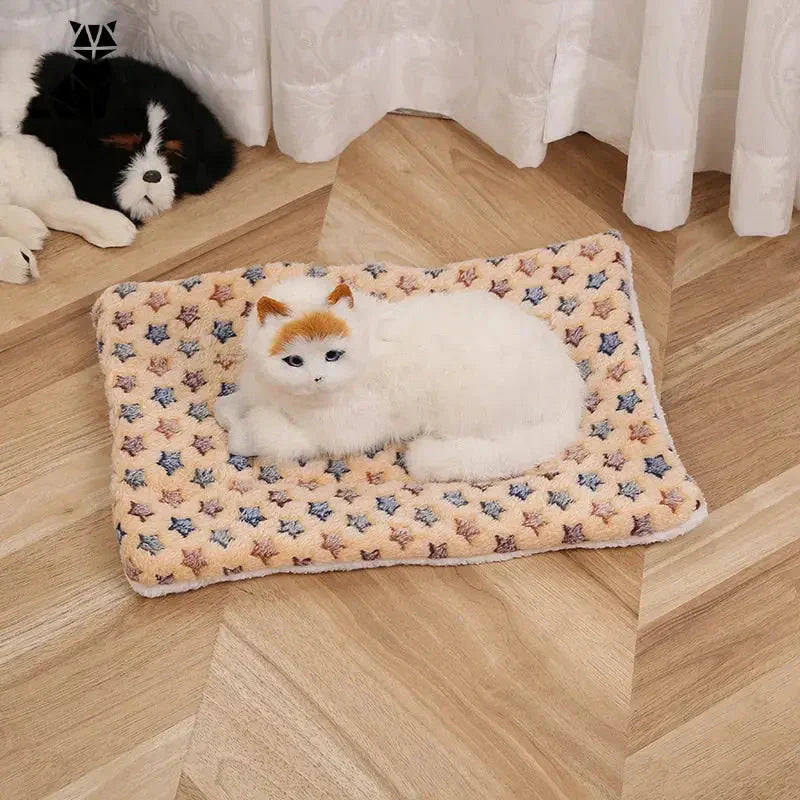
[0,48,235,284]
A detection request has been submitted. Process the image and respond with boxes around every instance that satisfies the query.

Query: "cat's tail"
[405,420,580,483]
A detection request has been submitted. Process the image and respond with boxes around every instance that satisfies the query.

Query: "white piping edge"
[128,234,709,598]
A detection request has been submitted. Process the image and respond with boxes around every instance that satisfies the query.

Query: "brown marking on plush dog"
[257,296,291,323]
[100,132,143,151]
[270,311,350,355]
[327,284,354,308]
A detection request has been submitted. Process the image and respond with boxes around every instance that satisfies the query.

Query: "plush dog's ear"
[257,297,290,324]
[327,284,354,309]
[100,133,143,151]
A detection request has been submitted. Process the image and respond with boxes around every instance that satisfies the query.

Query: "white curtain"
[3,1,799,236]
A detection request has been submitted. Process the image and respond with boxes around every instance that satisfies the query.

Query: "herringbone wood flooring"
[1,117,798,800]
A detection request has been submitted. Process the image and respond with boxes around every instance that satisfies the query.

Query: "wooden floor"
[1,117,798,800]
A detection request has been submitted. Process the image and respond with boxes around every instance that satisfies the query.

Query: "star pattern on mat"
[129,501,153,521]
[97,235,704,590]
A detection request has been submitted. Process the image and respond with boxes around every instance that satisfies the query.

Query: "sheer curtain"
[3,0,799,236]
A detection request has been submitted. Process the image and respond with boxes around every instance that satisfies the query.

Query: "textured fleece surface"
[91,231,707,596]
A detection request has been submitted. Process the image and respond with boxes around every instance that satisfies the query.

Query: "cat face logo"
[70,20,117,61]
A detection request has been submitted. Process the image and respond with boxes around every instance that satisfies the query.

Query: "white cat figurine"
[215,276,585,482]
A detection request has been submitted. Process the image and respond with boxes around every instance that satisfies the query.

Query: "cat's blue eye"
[283,355,304,367]
[325,350,344,362]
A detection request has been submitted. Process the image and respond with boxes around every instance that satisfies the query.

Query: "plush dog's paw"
[0,206,49,250]
[86,209,137,248]
[0,237,38,284]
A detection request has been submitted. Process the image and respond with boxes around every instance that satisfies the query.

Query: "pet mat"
[92,231,707,596]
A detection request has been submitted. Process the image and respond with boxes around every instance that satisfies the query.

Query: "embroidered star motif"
[608,361,630,382]
[508,483,532,501]
[209,284,233,307]
[619,278,631,298]
[631,514,654,537]
[257,463,281,482]
[124,468,146,488]
[339,511,368,533]
[308,501,333,521]
[457,266,478,287]
[359,548,380,561]
[557,296,578,315]
[427,542,447,559]
[564,443,589,463]
[181,547,207,575]
[364,263,386,279]
[425,267,446,278]
[145,324,169,346]
[522,286,547,307]
[183,370,207,392]
[455,518,480,542]
[443,490,468,507]
[522,511,547,536]
[415,507,439,526]
[114,375,136,393]
[494,535,517,553]
[200,499,223,517]
[188,402,210,422]
[366,471,384,485]
[263,491,289,509]
[599,332,622,356]
[578,472,603,491]
[123,558,141,581]
[586,270,608,289]
[564,325,586,347]
[192,468,215,488]
[148,357,171,377]
[113,311,134,330]
[243,265,265,285]
[121,435,144,456]
[152,386,175,408]
[618,481,643,501]
[552,265,573,284]
[251,538,279,564]
[660,488,684,513]
[576,359,592,380]
[645,454,672,479]
[293,556,312,567]
[223,565,243,576]
[490,279,511,298]
[630,422,654,443]
[178,339,201,359]
[580,241,602,259]
[548,490,573,510]
[387,526,412,550]
[214,354,237,371]
[393,450,408,472]
[396,275,419,295]
[181,276,202,291]
[585,392,601,413]
[240,506,266,527]
[193,435,214,455]
[157,450,183,475]
[218,382,237,397]
[402,483,424,496]
[114,282,137,298]
[129,501,153,521]
[210,529,233,548]
[363,444,383,459]
[212,321,236,344]
[169,516,195,537]
[547,242,566,254]
[279,518,304,538]
[230,479,252,494]
[112,342,135,362]
[160,489,184,507]
[146,290,168,311]
[481,501,504,519]
[562,523,585,544]
[322,532,345,558]
[335,487,359,504]
[120,403,142,422]
[228,454,249,471]
[591,501,617,524]
[590,420,613,440]
[241,301,253,318]
[603,450,627,471]
[176,305,199,327]
[517,256,537,276]
[592,298,615,320]
[138,533,164,555]
[617,390,642,413]
[155,418,180,438]
[376,495,400,515]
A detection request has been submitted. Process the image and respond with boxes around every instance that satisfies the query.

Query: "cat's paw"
[226,422,255,455]
[214,394,240,431]
[85,208,137,248]
[0,237,38,284]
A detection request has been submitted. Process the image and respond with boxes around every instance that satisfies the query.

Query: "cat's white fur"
[216,276,585,482]
[0,48,136,283]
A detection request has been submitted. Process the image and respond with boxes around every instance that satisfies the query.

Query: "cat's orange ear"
[327,283,354,309]
[257,296,291,324]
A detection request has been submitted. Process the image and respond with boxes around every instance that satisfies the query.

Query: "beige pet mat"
[92,231,707,596]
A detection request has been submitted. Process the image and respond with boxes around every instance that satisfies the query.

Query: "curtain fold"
[2,0,798,236]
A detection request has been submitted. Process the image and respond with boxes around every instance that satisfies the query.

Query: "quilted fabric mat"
[92,231,707,596]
